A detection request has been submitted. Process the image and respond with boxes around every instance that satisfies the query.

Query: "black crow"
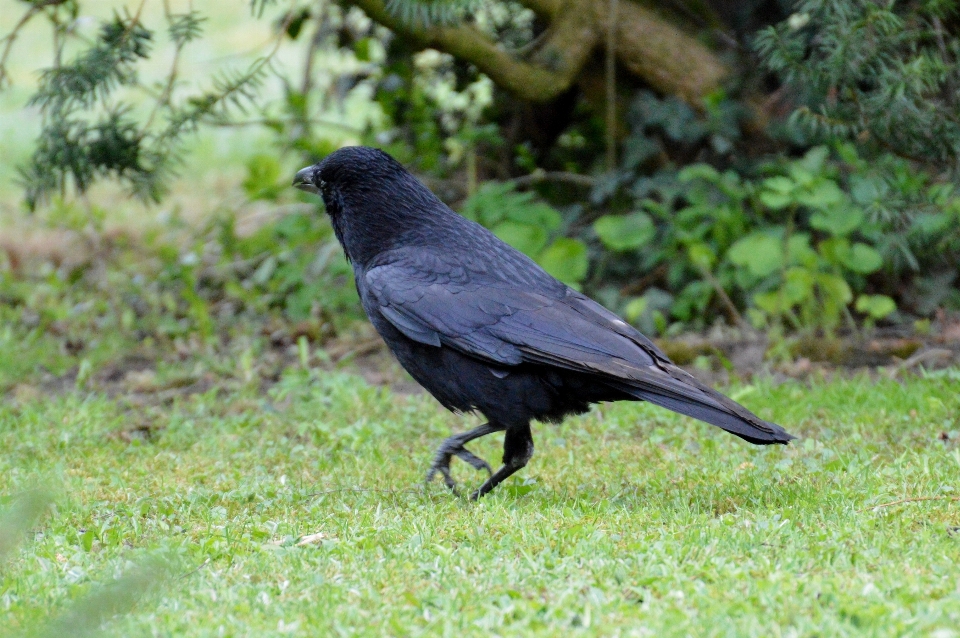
[293,146,794,499]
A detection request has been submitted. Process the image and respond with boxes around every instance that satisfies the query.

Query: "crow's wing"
[364,251,655,367]
[363,250,793,444]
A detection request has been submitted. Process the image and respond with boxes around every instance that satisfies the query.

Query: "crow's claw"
[426,457,459,493]
[425,423,503,495]
[426,444,491,494]
[453,447,492,475]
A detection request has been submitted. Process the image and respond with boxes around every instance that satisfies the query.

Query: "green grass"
[3,370,959,636]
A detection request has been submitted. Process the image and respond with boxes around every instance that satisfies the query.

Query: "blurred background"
[2,0,959,391]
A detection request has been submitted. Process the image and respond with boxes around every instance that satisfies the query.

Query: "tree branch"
[350,0,597,102]
[604,0,730,106]
[347,0,732,108]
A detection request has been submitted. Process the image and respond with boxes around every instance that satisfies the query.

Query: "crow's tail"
[607,365,795,445]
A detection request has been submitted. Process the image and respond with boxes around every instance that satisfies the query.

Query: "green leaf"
[849,174,886,205]
[787,233,817,266]
[759,176,796,209]
[687,243,715,270]
[763,176,795,193]
[492,221,548,257]
[753,291,782,313]
[818,236,852,266]
[758,190,794,209]
[678,164,721,183]
[593,213,655,251]
[798,146,829,174]
[727,232,783,277]
[809,207,864,236]
[504,202,562,231]
[538,238,589,284]
[855,294,896,319]
[783,267,815,305]
[354,38,373,62]
[80,528,95,552]
[461,182,562,232]
[844,242,883,274]
[787,166,816,188]
[797,180,845,210]
[816,272,853,305]
[624,297,648,323]
[910,212,952,237]
[459,182,515,226]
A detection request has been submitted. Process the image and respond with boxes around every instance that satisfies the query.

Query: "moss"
[789,335,852,364]
[657,339,717,366]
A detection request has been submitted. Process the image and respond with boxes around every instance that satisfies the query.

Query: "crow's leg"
[471,424,534,500]
[426,422,504,492]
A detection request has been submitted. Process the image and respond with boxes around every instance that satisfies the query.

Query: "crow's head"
[293,145,406,198]
[292,146,446,265]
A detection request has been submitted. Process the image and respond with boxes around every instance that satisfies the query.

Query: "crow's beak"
[293,166,320,194]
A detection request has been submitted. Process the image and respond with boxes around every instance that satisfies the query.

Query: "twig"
[301,3,327,96]
[695,263,750,333]
[211,117,362,133]
[885,348,953,379]
[329,338,385,363]
[144,0,188,131]
[305,487,421,499]
[618,263,668,296]
[858,496,960,513]
[511,170,596,188]
[156,0,298,146]
[177,557,211,580]
[510,28,551,58]
[0,0,67,87]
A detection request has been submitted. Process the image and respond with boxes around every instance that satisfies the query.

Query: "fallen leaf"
[296,533,326,546]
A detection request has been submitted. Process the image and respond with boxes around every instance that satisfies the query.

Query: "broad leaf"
[855,294,896,319]
[810,207,864,236]
[492,221,549,257]
[538,238,589,284]
[727,232,783,277]
[844,242,883,274]
[797,180,845,210]
[593,212,655,251]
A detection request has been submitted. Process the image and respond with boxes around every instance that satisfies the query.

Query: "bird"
[293,146,794,499]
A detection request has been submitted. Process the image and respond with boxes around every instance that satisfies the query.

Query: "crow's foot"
[426,445,492,493]
[425,423,502,494]
[470,426,533,500]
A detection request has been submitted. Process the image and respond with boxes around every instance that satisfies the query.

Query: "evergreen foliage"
[756,0,960,170]
[7,3,273,209]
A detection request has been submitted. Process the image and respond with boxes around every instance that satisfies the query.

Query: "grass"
[3,368,959,636]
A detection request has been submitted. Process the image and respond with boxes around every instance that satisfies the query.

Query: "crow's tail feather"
[610,380,795,445]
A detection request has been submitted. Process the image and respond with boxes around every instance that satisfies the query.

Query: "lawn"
[3,368,959,636]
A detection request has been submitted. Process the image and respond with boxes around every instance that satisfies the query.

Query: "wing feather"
[363,250,793,444]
